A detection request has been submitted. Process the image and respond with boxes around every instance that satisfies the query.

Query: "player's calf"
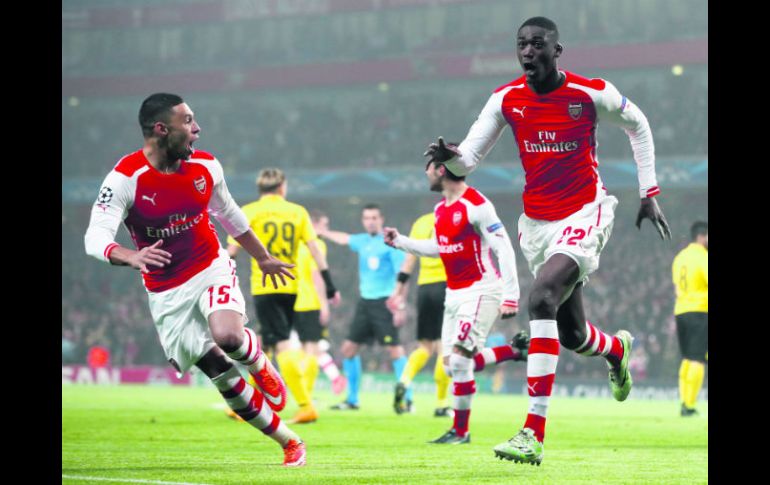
[210,365,304,465]
[224,327,287,411]
[473,330,530,371]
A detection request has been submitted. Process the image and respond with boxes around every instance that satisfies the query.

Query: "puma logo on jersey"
[512,107,526,118]
[142,193,158,206]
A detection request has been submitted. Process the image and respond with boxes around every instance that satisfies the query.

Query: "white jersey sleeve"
[201,158,250,238]
[590,80,660,198]
[444,88,511,177]
[469,199,520,306]
[392,233,440,258]
[84,170,135,263]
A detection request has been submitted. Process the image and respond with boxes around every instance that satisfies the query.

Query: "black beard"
[167,145,193,161]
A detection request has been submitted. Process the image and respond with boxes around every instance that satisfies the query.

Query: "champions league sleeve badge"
[97,186,113,204]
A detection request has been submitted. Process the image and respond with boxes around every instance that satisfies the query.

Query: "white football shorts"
[518,192,618,285]
[441,284,503,357]
[147,249,247,375]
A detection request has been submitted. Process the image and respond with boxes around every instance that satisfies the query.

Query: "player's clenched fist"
[499,302,518,320]
[383,227,400,247]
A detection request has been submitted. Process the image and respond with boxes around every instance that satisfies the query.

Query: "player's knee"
[211,328,243,353]
[558,325,585,350]
[449,350,472,374]
[529,284,559,319]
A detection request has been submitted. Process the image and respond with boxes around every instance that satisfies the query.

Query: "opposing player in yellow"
[672,221,708,417]
[291,210,347,423]
[387,212,452,416]
[228,169,340,424]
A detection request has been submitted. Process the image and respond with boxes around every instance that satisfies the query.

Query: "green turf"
[62,384,707,484]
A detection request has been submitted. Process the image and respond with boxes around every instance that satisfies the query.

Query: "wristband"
[321,269,337,298]
[397,271,411,284]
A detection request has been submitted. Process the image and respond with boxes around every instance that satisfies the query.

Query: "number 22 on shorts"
[556,225,590,246]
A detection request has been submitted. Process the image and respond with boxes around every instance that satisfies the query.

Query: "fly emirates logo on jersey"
[145,212,206,239]
[438,235,464,254]
[522,130,579,154]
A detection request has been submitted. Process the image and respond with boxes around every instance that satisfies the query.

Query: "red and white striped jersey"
[84,149,249,292]
[393,186,519,307]
[445,70,659,221]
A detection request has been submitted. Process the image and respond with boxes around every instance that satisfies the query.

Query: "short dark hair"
[362,203,382,214]
[519,16,559,41]
[139,93,184,137]
[691,221,708,240]
[427,152,466,181]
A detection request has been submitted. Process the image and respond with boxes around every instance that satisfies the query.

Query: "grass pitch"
[62,384,707,484]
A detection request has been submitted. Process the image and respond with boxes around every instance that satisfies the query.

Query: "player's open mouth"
[522,62,537,75]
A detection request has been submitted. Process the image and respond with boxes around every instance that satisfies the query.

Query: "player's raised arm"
[592,80,671,240]
[424,89,509,177]
[318,226,351,246]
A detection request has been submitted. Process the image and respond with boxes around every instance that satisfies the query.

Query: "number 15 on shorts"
[208,285,231,308]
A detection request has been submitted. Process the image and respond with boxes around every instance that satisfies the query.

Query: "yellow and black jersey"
[672,242,708,315]
[227,194,316,295]
[409,212,447,286]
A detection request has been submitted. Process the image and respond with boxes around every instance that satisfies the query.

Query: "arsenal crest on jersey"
[194,176,207,194]
[452,211,462,226]
[568,102,583,120]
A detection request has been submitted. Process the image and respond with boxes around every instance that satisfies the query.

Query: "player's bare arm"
[319,228,350,246]
[233,229,295,289]
[635,197,672,240]
[387,253,416,312]
[310,269,332,325]
[307,239,341,303]
[109,239,173,274]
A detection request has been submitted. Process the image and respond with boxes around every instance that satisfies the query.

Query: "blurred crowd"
[62,65,706,177]
[63,0,705,76]
[63,187,706,382]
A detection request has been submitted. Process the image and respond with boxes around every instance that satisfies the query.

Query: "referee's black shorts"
[253,293,297,347]
[347,297,400,346]
[675,312,708,362]
[416,282,446,341]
